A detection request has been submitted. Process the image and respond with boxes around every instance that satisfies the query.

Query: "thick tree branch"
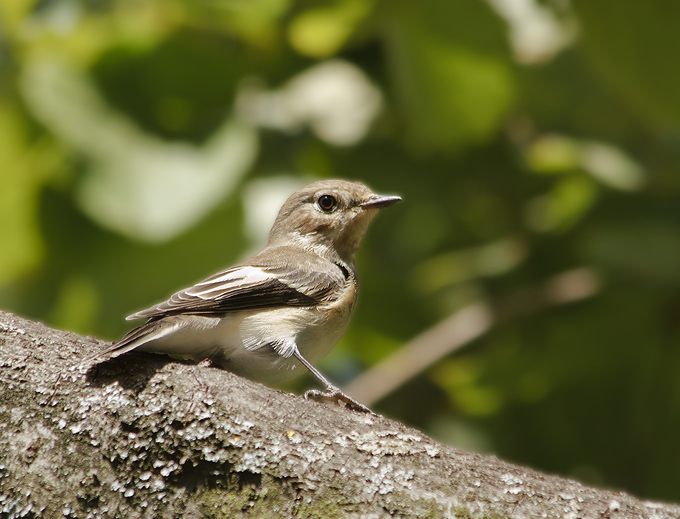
[1,310,677,518]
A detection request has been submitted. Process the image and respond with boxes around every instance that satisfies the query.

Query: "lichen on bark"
[1,310,679,518]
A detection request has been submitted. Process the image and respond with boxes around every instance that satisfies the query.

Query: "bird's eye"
[317,194,337,213]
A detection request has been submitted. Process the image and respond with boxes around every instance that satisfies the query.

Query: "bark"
[0,310,678,519]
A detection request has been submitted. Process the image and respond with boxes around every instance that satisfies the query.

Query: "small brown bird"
[98,180,401,412]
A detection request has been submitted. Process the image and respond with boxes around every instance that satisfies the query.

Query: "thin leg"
[293,349,373,414]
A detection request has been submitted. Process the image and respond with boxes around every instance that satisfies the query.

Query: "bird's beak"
[360,195,402,210]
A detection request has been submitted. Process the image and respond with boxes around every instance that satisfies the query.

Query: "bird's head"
[268,180,401,263]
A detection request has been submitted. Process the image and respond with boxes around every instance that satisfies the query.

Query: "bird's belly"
[140,305,352,384]
[228,305,352,383]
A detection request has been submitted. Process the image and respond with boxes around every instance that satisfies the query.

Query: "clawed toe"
[197,358,213,368]
[304,387,374,414]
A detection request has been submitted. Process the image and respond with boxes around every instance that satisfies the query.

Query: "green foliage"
[574,0,680,127]
[1,0,680,503]
[384,0,515,152]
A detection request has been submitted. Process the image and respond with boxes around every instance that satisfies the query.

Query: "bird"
[96,179,401,412]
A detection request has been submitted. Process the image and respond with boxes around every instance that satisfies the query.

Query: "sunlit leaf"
[288,0,373,58]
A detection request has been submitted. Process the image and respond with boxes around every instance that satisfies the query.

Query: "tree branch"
[1,310,676,518]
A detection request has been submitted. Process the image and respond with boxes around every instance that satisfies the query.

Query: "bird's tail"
[85,319,179,366]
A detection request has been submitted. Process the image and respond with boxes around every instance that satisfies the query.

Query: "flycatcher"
[97,180,400,412]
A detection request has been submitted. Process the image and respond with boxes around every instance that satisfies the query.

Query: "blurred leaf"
[517,50,644,140]
[450,385,504,417]
[385,0,515,152]
[0,0,35,36]
[526,135,644,190]
[0,103,57,287]
[514,370,551,403]
[22,58,257,242]
[582,221,680,282]
[580,142,644,192]
[49,275,100,335]
[240,60,383,146]
[526,135,581,174]
[91,30,255,140]
[430,357,483,389]
[414,236,528,292]
[525,175,598,232]
[288,0,373,58]
[573,0,680,126]
[185,0,290,45]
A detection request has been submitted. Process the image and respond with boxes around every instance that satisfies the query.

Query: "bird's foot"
[304,386,374,414]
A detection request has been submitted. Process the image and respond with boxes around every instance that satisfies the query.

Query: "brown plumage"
[96,180,400,412]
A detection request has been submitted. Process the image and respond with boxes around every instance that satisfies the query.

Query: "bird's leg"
[293,350,373,414]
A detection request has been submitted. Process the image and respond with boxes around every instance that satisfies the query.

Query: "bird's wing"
[127,252,348,321]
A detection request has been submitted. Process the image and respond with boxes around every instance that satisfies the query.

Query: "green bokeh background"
[2,0,680,502]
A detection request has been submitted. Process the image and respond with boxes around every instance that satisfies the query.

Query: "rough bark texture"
[1,310,678,519]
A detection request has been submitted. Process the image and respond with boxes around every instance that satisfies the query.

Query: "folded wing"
[127,249,347,320]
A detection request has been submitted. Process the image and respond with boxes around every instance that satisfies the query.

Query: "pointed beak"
[360,194,402,210]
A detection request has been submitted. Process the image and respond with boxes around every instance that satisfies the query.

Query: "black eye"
[317,194,337,213]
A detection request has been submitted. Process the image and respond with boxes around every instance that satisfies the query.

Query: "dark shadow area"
[85,352,193,393]
[166,460,264,493]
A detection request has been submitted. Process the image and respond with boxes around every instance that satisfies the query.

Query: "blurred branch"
[343,268,601,405]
